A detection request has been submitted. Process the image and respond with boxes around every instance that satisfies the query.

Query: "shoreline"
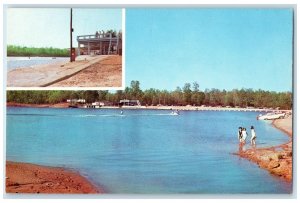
[6,102,291,113]
[7,102,70,108]
[5,161,103,194]
[7,55,109,87]
[238,116,293,182]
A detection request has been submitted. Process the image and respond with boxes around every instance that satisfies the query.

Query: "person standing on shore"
[242,128,248,143]
[238,127,243,143]
[250,126,256,145]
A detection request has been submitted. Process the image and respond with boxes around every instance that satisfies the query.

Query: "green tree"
[183,83,192,105]
[130,80,143,100]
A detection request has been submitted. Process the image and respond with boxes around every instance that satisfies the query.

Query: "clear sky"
[7,8,122,48]
[125,8,293,92]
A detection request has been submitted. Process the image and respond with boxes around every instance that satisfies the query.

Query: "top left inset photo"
[6,7,124,89]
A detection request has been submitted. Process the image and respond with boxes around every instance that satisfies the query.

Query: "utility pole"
[70,8,74,62]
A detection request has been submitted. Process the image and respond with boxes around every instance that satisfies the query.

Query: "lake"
[6,107,292,194]
[7,57,69,71]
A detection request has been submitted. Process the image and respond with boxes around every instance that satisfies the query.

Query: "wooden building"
[119,100,141,106]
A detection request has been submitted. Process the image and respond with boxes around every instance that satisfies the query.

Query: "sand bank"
[6,161,102,194]
[50,55,122,87]
[238,116,293,181]
[118,105,291,113]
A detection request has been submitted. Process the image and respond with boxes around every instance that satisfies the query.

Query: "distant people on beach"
[250,126,256,145]
[241,128,248,143]
[237,126,256,145]
[238,127,243,143]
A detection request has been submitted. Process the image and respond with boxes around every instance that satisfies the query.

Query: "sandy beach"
[238,116,293,181]
[6,161,102,194]
[50,55,122,87]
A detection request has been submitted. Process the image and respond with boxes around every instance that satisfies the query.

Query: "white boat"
[171,111,179,116]
[257,112,285,120]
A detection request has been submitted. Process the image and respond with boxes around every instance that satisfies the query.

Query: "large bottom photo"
[5,89,293,194]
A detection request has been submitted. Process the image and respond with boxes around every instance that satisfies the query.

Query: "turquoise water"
[6,107,292,194]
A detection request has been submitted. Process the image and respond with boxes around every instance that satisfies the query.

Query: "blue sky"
[125,8,293,92]
[7,8,122,48]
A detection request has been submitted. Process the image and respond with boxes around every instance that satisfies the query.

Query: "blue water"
[7,57,69,71]
[6,107,292,194]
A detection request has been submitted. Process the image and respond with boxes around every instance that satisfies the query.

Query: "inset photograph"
[6,8,123,88]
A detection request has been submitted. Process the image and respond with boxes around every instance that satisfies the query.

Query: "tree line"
[7,45,69,57]
[7,81,292,109]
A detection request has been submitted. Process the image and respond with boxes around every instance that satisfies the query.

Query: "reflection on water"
[6,107,292,194]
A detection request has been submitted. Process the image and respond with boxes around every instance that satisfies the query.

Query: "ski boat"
[171,111,179,116]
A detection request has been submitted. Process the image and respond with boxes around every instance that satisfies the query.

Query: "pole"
[70,8,73,62]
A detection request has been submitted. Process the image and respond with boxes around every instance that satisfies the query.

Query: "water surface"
[6,107,292,194]
[7,57,69,71]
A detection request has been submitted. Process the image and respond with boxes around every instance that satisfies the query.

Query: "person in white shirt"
[242,128,248,143]
[250,126,256,145]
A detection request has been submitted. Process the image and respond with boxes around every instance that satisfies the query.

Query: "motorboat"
[171,110,179,116]
[257,112,285,120]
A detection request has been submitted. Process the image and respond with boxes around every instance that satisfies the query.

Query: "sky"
[7,8,122,48]
[125,8,293,92]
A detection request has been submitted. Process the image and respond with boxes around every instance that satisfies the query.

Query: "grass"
[7,45,69,57]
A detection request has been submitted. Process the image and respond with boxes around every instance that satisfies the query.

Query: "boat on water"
[257,112,285,120]
[171,110,179,116]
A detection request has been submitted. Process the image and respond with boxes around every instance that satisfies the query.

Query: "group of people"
[238,126,256,145]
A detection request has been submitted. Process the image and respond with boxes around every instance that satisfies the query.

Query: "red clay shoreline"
[5,161,103,194]
[238,117,293,182]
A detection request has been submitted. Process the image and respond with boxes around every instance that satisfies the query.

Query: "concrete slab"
[7,55,109,87]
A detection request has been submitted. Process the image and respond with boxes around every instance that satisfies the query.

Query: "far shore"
[238,116,293,182]
[6,102,291,113]
[5,161,102,194]
[7,102,70,108]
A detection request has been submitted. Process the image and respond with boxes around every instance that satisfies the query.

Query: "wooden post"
[70,8,73,62]
[78,42,80,56]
